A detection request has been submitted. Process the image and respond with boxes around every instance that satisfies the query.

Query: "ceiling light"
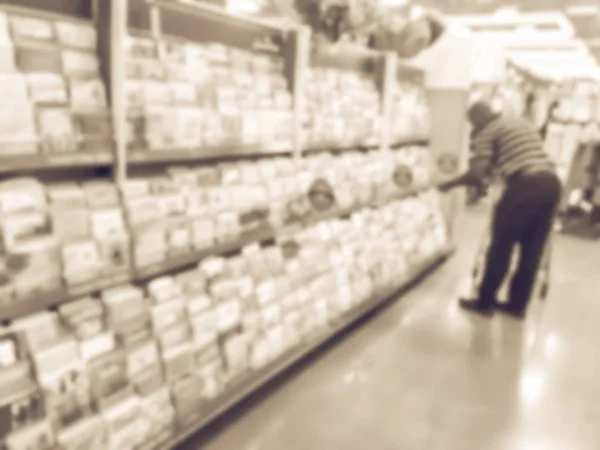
[227,0,262,13]
[380,0,410,6]
[494,8,519,19]
[566,5,600,16]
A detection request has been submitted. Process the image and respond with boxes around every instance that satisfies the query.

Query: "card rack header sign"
[156,0,287,55]
[311,44,378,74]
[128,0,152,30]
[0,0,92,19]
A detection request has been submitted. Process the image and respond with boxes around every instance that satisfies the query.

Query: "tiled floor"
[186,207,600,450]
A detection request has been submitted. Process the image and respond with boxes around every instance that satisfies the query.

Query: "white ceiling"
[448,10,600,83]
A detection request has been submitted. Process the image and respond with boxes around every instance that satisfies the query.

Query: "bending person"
[439,101,562,318]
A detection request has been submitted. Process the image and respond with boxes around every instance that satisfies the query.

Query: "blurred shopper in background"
[466,128,490,206]
[439,101,561,318]
[522,91,537,125]
[539,100,560,141]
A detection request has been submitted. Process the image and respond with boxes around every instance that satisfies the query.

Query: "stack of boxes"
[303,68,382,148]
[0,177,130,309]
[0,10,111,160]
[390,79,430,143]
[53,181,131,292]
[125,35,294,154]
[0,178,61,304]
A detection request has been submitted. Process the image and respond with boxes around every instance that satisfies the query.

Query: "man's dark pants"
[478,171,562,311]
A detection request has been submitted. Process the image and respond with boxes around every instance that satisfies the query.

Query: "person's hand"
[437,180,454,192]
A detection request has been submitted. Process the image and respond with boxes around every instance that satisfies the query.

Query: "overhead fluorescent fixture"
[409,5,425,20]
[589,38,600,44]
[516,25,536,35]
[504,38,589,52]
[227,0,262,13]
[494,7,519,18]
[380,0,410,6]
[448,11,575,36]
[509,57,600,81]
[566,5,600,16]
[469,30,575,45]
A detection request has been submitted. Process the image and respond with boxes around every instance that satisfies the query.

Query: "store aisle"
[187,208,600,450]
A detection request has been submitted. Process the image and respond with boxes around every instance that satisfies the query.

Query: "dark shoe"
[459,298,494,317]
[494,302,526,319]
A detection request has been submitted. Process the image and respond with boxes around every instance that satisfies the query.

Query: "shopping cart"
[459,177,552,303]
[468,228,552,304]
[441,176,553,303]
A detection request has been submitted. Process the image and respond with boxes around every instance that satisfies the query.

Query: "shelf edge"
[389,137,431,148]
[0,184,436,322]
[128,146,293,165]
[0,152,115,175]
[158,244,453,450]
[148,0,291,33]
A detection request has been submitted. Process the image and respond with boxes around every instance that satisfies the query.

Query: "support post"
[97,0,127,184]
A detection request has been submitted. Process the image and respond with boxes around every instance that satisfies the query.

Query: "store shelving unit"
[301,43,385,154]
[0,178,434,325]
[0,151,114,174]
[158,243,451,450]
[552,79,600,237]
[0,1,116,177]
[122,0,299,167]
[127,144,291,165]
[0,1,455,449]
[504,59,600,236]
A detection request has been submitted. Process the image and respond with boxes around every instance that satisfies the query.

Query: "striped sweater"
[470,115,555,179]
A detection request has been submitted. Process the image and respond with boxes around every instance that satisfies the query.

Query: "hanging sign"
[374,7,446,59]
[157,0,288,55]
[392,164,413,188]
[437,153,459,174]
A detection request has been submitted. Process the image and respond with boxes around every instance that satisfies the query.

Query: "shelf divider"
[107,0,128,184]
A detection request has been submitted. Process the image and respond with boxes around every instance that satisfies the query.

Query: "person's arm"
[437,171,482,191]
[438,126,496,192]
[539,123,548,141]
